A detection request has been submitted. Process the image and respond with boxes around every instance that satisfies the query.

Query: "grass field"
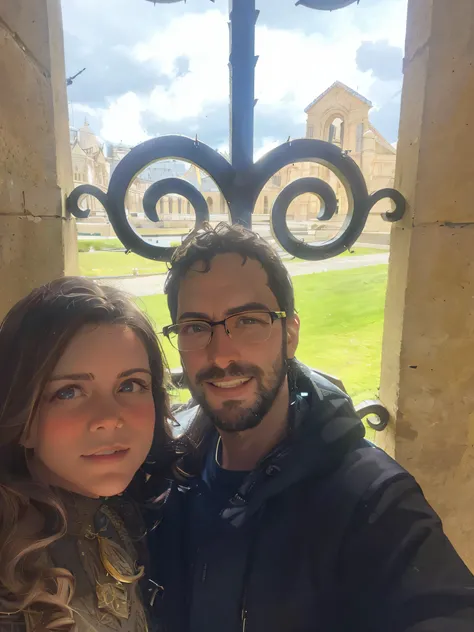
[79,251,169,277]
[136,264,388,406]
[291,246,383,262]
[80,246,384,277]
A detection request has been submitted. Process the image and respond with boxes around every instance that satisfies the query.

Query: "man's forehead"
[177,253,277,316]
[187,252,260,274]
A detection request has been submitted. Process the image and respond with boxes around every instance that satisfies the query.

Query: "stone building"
[70,123,188,235]
[296,81,397,224]
[70,121,109,217]
[184,82,397,225]
[71,82,396,234]
[251,81,397,226]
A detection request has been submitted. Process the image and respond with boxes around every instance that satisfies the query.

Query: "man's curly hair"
[164,222,295,323]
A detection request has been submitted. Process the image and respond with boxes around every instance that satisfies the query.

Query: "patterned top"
[0,490,151,632]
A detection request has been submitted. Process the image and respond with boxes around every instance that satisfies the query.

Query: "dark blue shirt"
[186,437,252,632]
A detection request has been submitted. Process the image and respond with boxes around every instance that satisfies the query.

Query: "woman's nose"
[88,399,124,432]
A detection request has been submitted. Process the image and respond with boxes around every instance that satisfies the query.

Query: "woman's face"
[23,324,156,498]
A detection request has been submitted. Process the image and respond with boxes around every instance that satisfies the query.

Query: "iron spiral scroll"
[67,0,406,262]
[66,0,406,430]
[67,133,405,262]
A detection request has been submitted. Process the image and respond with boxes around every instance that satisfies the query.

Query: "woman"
[0,277,171,632]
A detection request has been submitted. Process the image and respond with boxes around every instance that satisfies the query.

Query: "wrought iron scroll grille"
[67,0,403,430]
[67,0,406,263]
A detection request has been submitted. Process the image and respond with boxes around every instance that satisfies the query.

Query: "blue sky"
[62,0,408,156]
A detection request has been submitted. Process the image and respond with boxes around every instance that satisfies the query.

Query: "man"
[148,223,474,632]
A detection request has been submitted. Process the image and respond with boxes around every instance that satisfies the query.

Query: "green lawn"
[328,246,384,257]
[80,246,385,277]
[79,251,169,277]
[290,246,385,262]
[136,264,388,406]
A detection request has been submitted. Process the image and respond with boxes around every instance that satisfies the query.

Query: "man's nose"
[207,323,240,369]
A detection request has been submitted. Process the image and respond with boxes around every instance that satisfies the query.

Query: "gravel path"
[95,253,389,297]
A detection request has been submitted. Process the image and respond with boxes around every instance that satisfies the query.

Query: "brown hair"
[164,222,296,323]
[0,277,171,630]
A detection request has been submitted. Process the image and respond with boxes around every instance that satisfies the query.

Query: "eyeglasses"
[162,310,287,352]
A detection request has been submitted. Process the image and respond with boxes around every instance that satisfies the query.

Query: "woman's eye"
[119,379,149,394]
[54,386,82,401]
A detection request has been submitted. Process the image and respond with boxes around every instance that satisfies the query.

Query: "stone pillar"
[379,0,474,568]
[0,0,77,319]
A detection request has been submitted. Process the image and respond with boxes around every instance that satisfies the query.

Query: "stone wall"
[0,0,77,319]
[379,0,474,569]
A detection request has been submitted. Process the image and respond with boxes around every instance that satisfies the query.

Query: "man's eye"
[237,316,265,326]
[54,386,82,401]
[181,323,208,335]
[119,379,149,394]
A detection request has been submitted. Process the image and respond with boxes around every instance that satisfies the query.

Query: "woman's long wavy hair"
[0,277,171,631]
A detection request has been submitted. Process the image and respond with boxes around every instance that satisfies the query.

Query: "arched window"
[329,117,344,148]
[307,125,314,139]
[264,196,269,214]
[207,197,214,213]
[272,174,282,187]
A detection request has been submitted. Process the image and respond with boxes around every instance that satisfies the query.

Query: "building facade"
[72,81,396,235]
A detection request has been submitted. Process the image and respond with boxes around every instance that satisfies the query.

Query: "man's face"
[176,253,299,432]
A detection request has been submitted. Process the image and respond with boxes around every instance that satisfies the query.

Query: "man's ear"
[286,314,300,360]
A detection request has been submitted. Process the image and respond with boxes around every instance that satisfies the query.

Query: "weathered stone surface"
[0,0,51,74]
[380,0,474,568]
[0,28,58,215]
[0,0,77,320]
[0,215,77,315]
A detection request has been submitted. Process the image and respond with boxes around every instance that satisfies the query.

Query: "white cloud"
[77,0,408,146]
[100,92,151,145]
[133,10,229,122]
[68,102,99,128]
[254,137,281,161]
[254,0,407,122]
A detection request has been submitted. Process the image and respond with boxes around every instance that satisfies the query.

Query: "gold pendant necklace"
[96,534,145,584]
[83,503,146,623]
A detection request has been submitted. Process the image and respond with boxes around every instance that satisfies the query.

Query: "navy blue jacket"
[148,361,474,632]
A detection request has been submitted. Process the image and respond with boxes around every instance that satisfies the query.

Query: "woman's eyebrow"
[117,368,152,378]
[50,369,152,381]
[50,372,93,382]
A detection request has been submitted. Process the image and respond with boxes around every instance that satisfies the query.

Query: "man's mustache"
[196,362,263,384]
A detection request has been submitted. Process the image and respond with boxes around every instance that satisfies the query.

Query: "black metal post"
[229,0,256,173]
[228,0,258,227]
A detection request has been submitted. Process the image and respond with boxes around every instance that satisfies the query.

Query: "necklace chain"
[215,436,222,467]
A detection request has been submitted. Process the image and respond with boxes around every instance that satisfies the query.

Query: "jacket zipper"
[241,607,248,632]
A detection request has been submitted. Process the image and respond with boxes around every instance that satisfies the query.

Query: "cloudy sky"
[62,0,408,157]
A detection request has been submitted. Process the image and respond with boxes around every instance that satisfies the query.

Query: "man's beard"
[187,348,288,433]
